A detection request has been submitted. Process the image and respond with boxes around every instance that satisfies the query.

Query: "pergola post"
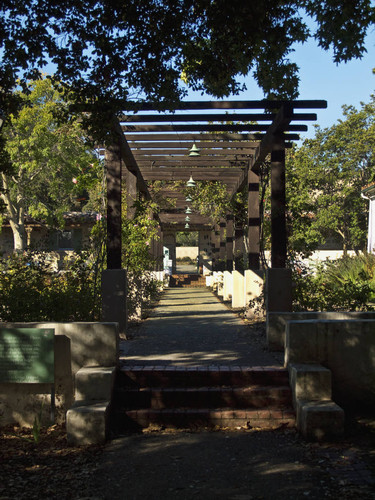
[219,219,226,270]
[226,214,234,271]
[270,134,287,268]
[248,169,260,269]
[102,139,127,333]
[105,141,122,269]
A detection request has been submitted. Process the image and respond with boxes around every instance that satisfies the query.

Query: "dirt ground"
[1,417,374,500]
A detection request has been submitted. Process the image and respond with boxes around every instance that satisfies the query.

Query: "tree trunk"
[9,219,26,251]
[1,173,27,251]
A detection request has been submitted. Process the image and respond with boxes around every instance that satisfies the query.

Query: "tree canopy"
[1,0,374,127]
[1,78,101,250]
[286,96,375,256]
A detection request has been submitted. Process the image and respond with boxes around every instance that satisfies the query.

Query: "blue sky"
[186,32,375,141]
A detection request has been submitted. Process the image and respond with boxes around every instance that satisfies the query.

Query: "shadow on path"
[121,288,282,366]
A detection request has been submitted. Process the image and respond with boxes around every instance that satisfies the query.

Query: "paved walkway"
[121,287,283,366]
[92,287,375,500]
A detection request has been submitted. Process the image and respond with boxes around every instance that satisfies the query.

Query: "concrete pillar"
[232,270,246,309]
[245,269,264,319]
[101,269,127,333]
[223,270,233,302]
[265,268,292,313]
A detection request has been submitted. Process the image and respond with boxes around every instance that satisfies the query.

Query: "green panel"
[0,328,54,383]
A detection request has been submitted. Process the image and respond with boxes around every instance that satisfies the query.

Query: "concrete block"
[245,269,264,319]
[297,400,345,441]
[101,269,127,333]
[267,312,295,351]
[267,311,375,351]
[265,268,292,313]
[223,271,233,301]
[289,364,332,406]
[284,320,320,366]
[75,366,116,402]
[232,270,245,309]
[66,401,110,445]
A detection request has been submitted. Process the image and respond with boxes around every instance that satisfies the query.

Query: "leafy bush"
[0,251,102,322]
[292,253,375,311]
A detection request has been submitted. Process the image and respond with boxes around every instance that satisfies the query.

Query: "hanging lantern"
[185,215,190,222]
[186,175,196,188]
[185,207,192,214]
[189,142,201,157]
[186,195,192,202]
[185,223,190,229]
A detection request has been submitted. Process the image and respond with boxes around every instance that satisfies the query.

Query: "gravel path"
[121,288,283,366]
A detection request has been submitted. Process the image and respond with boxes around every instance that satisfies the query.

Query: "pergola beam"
[121,124,307,133]
[122,99,327,111]
[119,112,317,123]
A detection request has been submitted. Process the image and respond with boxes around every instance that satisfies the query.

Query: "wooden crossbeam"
[119,112,317,123]
[140,167,245,181]
[121,100,327,111]
[137,159,250,167]
[128,141,259,149]
[250,104,294,173]
[124,133,300,141]
[121,124,308,133]
[132,149,254,157]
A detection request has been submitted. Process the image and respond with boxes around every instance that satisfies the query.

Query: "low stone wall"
[267,311,375,351]
[285,319,375,409]
[0,322,118,426]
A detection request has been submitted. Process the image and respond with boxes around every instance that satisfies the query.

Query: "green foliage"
[1,0,374,135]
[292,254,375,311]
[0,251,102,322]
[188,181,231,224]
[122,194,161,319]
[286,97,375,256]
[176,231,198,247]
[1,78,101,250]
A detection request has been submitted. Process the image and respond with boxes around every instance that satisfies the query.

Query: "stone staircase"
[169,274,206,288]
[111,366,295,433]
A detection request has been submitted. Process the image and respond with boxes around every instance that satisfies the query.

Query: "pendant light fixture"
[186,175,196,188]
[188,141,201,157]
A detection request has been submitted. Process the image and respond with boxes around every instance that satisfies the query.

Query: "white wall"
[176,246,198,259]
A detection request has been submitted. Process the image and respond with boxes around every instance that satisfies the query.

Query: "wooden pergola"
[105,100,326,271]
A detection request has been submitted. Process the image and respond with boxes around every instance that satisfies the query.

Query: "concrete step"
[116,385,293,410]
[118,366,290,389]
[170,274,206,287]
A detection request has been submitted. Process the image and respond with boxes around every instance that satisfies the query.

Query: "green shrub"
[292,253,375,311]
[0,251,102,322]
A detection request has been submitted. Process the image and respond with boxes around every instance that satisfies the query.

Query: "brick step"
[170,274,206,288]
[116,385,293,410]
[114,407,295,431]
[118,366,290,389]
